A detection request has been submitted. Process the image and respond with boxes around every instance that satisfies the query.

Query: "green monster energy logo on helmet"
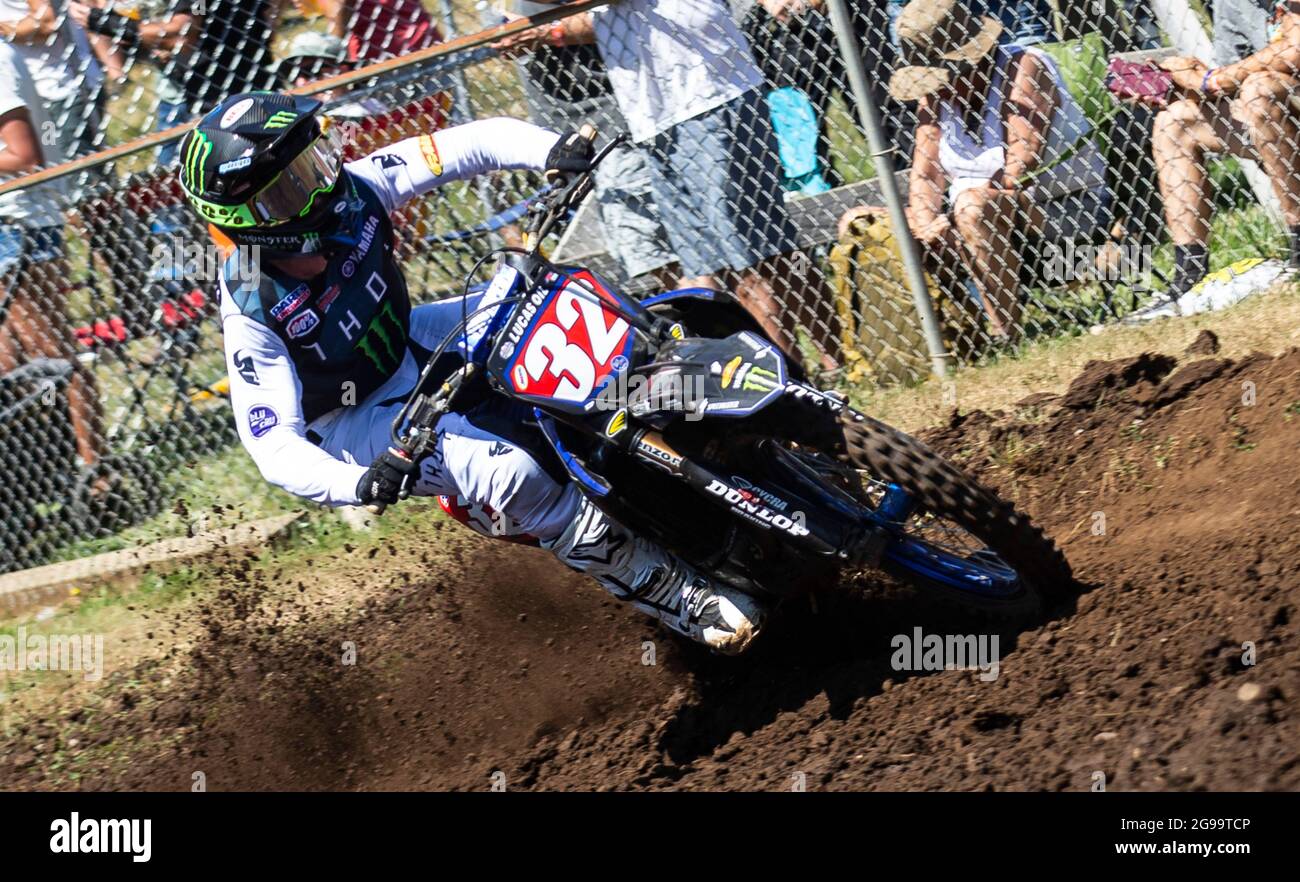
[181,129,260,227]
[183,131,213,194]
[355,301,406,374]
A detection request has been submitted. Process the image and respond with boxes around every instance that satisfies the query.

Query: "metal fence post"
[824,0,952,379]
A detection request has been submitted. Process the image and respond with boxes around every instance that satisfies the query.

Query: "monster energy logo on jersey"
[355,300,406,374]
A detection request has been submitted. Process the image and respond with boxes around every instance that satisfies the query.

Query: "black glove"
[544,130,595,179]
[357,448,417,507]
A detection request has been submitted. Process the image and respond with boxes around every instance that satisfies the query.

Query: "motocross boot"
[545,496,765,654]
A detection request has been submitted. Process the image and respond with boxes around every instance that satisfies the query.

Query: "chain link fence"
[0,0,1296,573]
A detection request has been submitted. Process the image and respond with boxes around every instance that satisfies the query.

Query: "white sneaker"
[674,575,766,654]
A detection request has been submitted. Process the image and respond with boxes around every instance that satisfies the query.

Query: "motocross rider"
[178,92,765,653]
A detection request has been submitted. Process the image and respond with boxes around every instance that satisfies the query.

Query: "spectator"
[0,41,103,472]
[68,0,283,342]
[70,0,284,165]
[0,0,106,157]
[843,0,1111,340]
[321,0,440,62]
[2,2,110,320]
[505,10,677,286]
[1150,1,1300,296]
[505,0,841,369]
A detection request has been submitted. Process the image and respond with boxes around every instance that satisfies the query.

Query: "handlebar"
[525,126,628,250]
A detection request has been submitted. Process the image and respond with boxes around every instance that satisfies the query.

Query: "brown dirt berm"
[3,346,1297,790]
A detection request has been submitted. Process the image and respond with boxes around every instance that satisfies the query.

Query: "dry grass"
[852,278,1300,433]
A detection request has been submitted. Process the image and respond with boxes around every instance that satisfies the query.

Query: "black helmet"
[178,92,346,242]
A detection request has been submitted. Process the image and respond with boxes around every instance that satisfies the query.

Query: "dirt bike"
[383,132,1073,621]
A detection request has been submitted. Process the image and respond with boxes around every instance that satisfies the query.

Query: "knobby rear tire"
[837,410,1073,618]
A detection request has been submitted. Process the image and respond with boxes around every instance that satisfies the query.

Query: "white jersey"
[218,117,559,506]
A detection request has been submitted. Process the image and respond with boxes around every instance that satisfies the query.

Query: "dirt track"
[4,340,1299,790]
